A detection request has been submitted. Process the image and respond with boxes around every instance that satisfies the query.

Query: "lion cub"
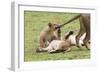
[39,22,61,48]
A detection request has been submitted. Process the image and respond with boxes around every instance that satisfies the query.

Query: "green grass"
[24,11,90,62]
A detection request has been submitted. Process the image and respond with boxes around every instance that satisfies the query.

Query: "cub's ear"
[48,22,52,27]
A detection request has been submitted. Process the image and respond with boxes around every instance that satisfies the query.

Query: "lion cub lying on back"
[36,31,86,53]
[36,31,73,53]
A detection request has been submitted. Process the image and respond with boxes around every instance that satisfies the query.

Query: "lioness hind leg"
[76,17,85,48]
[83,33,90,50]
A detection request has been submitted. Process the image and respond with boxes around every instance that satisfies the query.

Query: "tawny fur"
[39,22,61,48]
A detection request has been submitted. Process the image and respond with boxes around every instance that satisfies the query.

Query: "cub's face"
[48,22,60,31]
